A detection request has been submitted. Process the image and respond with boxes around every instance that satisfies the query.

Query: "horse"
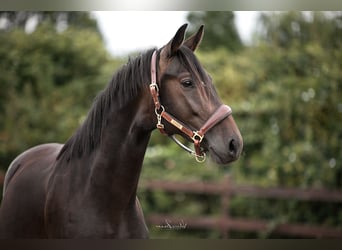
[0,24,243,238]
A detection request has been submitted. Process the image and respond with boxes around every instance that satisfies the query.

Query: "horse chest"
[45,197,148,238]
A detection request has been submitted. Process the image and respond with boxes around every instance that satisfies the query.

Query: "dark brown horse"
[0,24,242,238]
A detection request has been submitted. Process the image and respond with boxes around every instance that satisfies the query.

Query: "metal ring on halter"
[154,104,165,116]
[170,135,206,163]
[195,152,206,163]
[170,135,193,154]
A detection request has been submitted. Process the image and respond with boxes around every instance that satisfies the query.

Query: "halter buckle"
[155,105,165,130]
[192,131,204,143]
[149,82,159,92]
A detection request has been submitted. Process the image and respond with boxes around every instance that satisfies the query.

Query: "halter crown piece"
[149,50,233,163]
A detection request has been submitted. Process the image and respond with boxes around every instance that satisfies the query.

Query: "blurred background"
[0,11,341,238]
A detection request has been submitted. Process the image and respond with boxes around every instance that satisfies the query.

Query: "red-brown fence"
[0,173,4,188]
[1,171,341,238]
[140,176,342,238]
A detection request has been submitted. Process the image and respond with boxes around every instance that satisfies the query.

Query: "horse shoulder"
[0,143,63,238]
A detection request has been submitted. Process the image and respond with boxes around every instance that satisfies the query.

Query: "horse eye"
[181,79,194,88]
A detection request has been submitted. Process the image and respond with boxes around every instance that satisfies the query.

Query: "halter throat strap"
[149,50,232,162]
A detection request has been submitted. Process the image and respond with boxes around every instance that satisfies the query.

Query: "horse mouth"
[208,146,239,165]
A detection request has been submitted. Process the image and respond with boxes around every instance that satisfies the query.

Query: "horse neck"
[86,91,154,209]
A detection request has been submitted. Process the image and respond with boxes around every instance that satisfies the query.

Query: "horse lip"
[208,146,236,165]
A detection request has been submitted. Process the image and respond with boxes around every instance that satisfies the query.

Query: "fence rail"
[0,172,4,188]
[1,171,341,238]
[140,176,342,238]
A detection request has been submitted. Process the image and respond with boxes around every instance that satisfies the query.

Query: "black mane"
[57,49,156,161]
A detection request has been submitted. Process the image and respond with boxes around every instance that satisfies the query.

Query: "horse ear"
[184,25,204,51]
[164,23,188,57]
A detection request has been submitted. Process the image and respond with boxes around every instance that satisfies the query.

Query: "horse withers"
[0,24,242,238]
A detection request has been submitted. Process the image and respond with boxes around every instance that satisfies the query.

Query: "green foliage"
[229,12,342,189]
[259,12,342,49]
[0,11,100,35]
[0,14,122,171]
[194,39,342,189]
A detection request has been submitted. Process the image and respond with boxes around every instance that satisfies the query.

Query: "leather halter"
[149,50,232,162]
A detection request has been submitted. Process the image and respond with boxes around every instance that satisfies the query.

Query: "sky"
[92,11,260,56]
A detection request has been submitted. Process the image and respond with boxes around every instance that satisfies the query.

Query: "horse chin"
[209,149,235,165]
[207,147,237,165]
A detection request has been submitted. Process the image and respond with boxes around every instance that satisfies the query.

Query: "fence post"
[220,175,232,238]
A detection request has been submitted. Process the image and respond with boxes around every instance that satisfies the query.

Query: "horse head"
[151,24,243,164]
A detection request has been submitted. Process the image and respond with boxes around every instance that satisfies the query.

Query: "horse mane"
[57,46,208,162]
[57,48,156,161]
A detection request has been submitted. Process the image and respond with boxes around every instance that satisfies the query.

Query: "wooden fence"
[0,173,4,189]
[140,176,342,238]
[1,171,341,238]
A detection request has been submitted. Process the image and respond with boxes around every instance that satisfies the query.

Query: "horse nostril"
[228,139,237,157]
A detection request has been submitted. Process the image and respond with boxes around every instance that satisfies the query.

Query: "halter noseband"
[149,50,232,162]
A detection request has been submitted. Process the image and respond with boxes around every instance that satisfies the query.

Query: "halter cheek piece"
[149,50,232,163]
